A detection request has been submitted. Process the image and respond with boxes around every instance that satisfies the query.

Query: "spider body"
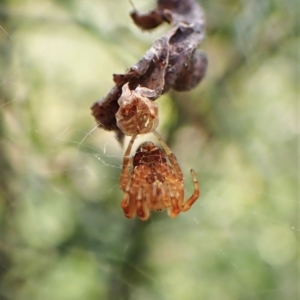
[119,133,200,220]
[126,142,180,213]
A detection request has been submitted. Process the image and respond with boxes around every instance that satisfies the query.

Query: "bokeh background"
[0,0,299,299]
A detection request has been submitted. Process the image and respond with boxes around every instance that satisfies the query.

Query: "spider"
[119,130,200,220]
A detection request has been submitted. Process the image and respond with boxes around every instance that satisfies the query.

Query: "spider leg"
[136,186,150,221]
[160,184,169,208]
[166,182,180,218]
[119,133,137,189]
[182,169,200,212]
[177,184,184,209]
[153,130,183,180]
[121,178,137,218]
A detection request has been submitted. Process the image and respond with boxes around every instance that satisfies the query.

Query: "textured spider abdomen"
[133,142,167,167]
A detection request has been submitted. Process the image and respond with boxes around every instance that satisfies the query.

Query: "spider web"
[0,1,299,300]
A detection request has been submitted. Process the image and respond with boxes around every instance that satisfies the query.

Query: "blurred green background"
[0,0,299,299]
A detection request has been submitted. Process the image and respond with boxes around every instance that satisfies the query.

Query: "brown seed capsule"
[116,83,159,136]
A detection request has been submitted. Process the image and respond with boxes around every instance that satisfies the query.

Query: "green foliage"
[0,0,298,299]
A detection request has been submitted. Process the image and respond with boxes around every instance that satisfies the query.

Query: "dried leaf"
[91,0,207,143]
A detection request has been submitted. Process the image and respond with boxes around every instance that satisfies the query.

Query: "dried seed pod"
[116,83,159,136]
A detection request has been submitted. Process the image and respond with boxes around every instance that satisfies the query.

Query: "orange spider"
[119,130,200,220]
